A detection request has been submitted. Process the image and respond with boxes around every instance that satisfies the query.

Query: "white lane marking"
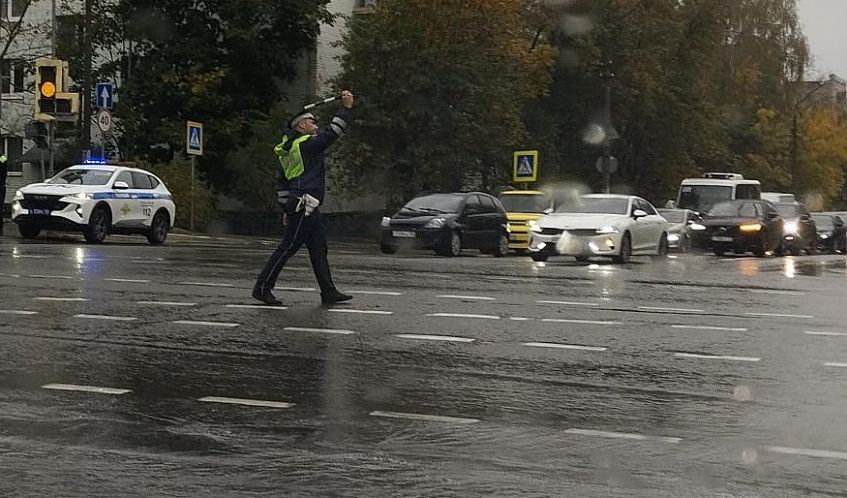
[750,289,805,296]
[765,445,847,461]
[178,281,235,287]
[42,383,131,395]
[427,313,500,320]
[523,342,607,352]
[284,326,356,335]
[369,410,480,424]
[639,306,704,313]
[541,318,622,325]
[173,320,240,328]
[34,297,89,302]
[824,362,847,368]
[137,301,197,307]
[806,331,847,337]
[31,275,74,279]
[745,312,813,319]
[328,309,393,315]
[349,290,403,296]
[674,352,760,362]
[74,314,138,322]
[672,325,748,332]
[565,428,681,444]
[225,304,289,310]
[397,334,475,343]
[105,278,151,283]
[0,310,38,315]
[437,295,495,301]
[537,300,599,307]
[509,317,533,321]
[198,396,294,409]
[274,286,316,292]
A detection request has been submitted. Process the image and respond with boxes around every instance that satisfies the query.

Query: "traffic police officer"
[253,90,354,305]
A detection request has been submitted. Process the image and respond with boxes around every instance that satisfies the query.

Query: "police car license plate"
[712,236,733,242]
[31,208,50,215]
[392,230,415,238]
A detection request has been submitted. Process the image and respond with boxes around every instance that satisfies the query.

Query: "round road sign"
[96,109,112,133]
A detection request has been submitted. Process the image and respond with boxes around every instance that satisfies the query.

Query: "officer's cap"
[288,112,316,130]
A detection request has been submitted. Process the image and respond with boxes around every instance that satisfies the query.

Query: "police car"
[11,159,176,244]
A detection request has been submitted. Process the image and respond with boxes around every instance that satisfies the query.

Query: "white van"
[672,172,761,215]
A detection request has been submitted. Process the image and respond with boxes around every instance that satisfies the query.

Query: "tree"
[795,107,847,209]
[332,0,556,209]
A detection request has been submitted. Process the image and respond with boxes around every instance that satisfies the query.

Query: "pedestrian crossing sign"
[513,150,538,182]
[187,121,203,155]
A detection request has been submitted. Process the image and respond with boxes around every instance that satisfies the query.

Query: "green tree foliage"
[333,0,556,209]
[796,108,847,209]
[140,158,216,231]
[90,0,335,198]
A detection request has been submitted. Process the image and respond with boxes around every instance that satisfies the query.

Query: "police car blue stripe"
[91,192,172,200]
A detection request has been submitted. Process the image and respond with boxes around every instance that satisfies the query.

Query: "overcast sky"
[796,0,846,80]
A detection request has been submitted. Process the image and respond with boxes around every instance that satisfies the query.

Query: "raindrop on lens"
[741,448,758,464]
[733,385,752,402]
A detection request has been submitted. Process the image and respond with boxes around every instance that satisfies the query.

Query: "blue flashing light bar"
[83,157,109,165]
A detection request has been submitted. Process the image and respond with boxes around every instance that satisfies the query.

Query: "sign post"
[186,121,204,233]
[513,150,539,186]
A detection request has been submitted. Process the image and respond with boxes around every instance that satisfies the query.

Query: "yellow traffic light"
[34,58,78,122]
[40,80,56,98]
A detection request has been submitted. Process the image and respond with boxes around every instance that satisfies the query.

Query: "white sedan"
[528,194,669,263]
[11,160,176,244]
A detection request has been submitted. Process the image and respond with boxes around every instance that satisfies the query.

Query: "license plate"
[392,230,416,238]
[711,236,733,242]
[31,208,50,215]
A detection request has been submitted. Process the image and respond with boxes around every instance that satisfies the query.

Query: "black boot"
[252,286,282,305]
[321,289,352,305]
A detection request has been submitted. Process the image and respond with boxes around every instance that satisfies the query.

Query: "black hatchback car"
[379,192,510,257]
[812,213,847,254]
[696,199,784,257]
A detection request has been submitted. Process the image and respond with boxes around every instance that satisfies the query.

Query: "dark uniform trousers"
[254,199,335,295]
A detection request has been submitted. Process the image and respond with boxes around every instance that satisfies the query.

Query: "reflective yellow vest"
[274,135,309,180]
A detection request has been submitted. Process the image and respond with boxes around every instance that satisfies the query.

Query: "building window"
[0,0,26,19]
[3,136,23,172]
[0,59,25,94]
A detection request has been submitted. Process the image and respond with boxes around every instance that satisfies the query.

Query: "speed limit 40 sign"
[96,108,113,133]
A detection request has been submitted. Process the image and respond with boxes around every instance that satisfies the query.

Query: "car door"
[479,194,500,248]
[111,170,142,227]
[461,195,485,249]
[631,198,659,251]
[131,171,156,227]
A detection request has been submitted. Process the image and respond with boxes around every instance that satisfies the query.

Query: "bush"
[139,158,216,232]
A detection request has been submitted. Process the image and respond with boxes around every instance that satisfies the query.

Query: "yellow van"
[497,190,553,251]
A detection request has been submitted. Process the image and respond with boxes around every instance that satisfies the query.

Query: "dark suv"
[380,192,510,257]
[774,202,817,255]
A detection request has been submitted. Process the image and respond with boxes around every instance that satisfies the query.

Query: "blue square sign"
[187,121,203,155]
[96,82,114,109]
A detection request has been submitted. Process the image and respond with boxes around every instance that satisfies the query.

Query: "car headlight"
[783,221,798,234]
[820,233,830,239]
[667,233,680,242]
[739,223,762,232]
[380,216,390,228]
[13,190,23,201]
[595,226,619,234]
[529,220,542,233]
[690,223,705,231]
[73,192,92,200]
[424,217,447,229]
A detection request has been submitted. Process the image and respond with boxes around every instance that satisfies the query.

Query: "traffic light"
[34,58,79,122]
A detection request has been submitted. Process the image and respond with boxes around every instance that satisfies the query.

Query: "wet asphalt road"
[1,229,847,497]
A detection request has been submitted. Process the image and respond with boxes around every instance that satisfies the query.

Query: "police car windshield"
[49,168,114,186]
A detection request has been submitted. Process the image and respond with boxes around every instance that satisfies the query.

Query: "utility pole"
[82,0,92,159]
[598,59,617,194]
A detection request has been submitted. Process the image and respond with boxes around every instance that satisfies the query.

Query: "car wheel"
[380,243,397,254]
[530,252,548,262]
[146,210,170,245]
[492,233,509,257]
[443,231,461,257]
[651,233,669,261]
[84,206,111,244]
[612,233,632,264]
[18,224,41,239]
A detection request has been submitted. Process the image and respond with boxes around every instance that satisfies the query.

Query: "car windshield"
[708,201,759,217]
[48,168,114,186]
[659,210,685,223]
[557,197,629,215]
[775,204,800,218]
[677,185,733,213]
[400,194,463,214]
[498,193,550,213]
[813,215,833,228]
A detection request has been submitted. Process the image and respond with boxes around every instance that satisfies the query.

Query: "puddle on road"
[764,257,847,278]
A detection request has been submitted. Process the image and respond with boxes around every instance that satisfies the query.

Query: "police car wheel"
[146,211,170,245]
[18,224,41,239]
[84,206,111,244]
